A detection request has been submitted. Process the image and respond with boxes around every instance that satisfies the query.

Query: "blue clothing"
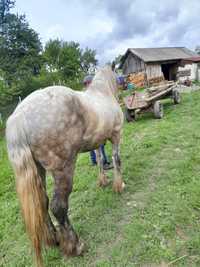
[90,144,108,164]
[90,150,97,164]
[117,76,125,85]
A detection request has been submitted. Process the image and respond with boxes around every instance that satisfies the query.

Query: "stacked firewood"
[127,72,146,88]
[127,72,165,88]
[147,76,164,86]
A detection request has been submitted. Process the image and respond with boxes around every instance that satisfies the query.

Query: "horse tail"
[6,115,50,267]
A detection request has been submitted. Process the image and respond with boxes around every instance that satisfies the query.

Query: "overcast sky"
[14,0,200,64]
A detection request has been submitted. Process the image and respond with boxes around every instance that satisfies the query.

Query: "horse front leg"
[50,159,84,257]
[96,148,109,187]
[111,135,125,193]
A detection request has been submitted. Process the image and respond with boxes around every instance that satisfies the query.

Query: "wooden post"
[144,63,149,87]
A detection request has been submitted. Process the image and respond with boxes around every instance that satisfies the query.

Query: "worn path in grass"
[1,91,200,267]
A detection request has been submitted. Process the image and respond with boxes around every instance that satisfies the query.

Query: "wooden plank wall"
[145,64,163,79]
[122,53,145,74]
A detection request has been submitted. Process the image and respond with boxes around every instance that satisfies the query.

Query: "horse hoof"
[47,235,59,247]
[98,178,110,187]
[62,241,85,258]
[76,241,85,256]
[113,180,125,193]
[44,229,59,248]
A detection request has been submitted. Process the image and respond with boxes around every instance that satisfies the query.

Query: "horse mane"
[88,66,117,96]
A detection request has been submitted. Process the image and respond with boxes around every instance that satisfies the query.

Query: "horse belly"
[80,117,113,153]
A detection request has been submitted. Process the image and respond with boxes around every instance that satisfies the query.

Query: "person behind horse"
[83,74,113,170]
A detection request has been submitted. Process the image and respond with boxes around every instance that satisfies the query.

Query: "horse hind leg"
[50,158,84,257]
[36,162,58,247]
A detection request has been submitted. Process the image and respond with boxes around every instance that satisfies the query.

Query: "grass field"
[1,90,200,267]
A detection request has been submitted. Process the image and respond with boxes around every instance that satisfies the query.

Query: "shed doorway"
[161,63,177,81]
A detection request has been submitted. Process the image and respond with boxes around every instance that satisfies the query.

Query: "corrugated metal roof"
[128,47,198,62]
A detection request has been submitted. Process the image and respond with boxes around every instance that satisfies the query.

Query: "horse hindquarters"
[6,118,53,267]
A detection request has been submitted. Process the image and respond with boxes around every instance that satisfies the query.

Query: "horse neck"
[87,79,117,99]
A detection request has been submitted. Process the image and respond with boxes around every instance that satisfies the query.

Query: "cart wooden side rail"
[123,82,181,122]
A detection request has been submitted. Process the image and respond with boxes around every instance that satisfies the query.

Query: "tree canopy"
[0,13,42,84]
[44,40,97,79]
[0,0,15,24]
[0,0,98,107]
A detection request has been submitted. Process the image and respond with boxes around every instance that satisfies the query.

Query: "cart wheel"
[124,108,135,122]
[153,101,163,119]
[172,89,181,104]
[134,110,139,121]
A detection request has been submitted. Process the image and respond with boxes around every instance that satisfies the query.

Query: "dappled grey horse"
[6,66,124,267]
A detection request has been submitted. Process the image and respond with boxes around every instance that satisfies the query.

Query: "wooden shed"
[178,56,200,82]
[120,47,199,86]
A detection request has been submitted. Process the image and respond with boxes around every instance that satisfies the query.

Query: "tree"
[0,0,15,25]
[58,41,81,79]
[0,13,42,85]
[0,0,43,103]
[43,40,81,81]
[80,47,97,73]
[0,0,98,105]
[43,40,97,81]
[114,54,122,66]
[43,39,61,72]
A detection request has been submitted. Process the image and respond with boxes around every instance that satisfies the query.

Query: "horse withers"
[6,66,124,266]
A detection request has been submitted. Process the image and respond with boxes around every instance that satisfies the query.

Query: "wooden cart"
[123,81,181,122]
